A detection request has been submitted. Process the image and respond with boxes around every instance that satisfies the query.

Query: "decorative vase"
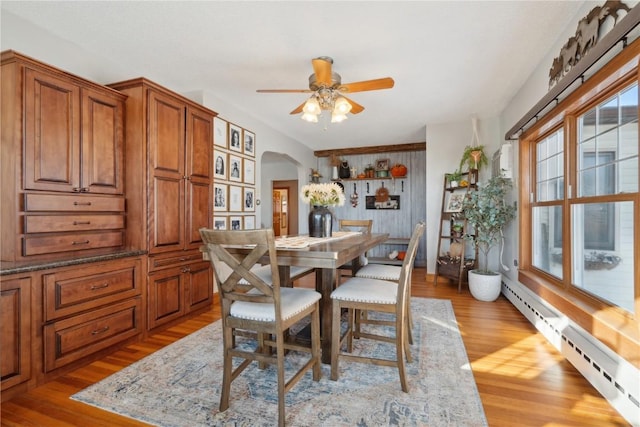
[468,270,502,301]
[331,166,339,180]
[309,205,333,238]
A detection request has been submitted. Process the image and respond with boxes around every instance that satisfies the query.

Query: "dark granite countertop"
[0,250,147,276]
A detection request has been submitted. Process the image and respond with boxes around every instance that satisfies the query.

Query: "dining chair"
[354,257,416,344]
[199,228,322,427]
[329,221,425,392]
[336,219,373,285]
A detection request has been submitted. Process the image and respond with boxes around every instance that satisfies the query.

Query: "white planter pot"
[468,270,502,301]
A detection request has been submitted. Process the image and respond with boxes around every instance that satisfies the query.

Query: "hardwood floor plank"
[0,269,629,426]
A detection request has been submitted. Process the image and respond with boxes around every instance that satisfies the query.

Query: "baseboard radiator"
[501,277,639,426]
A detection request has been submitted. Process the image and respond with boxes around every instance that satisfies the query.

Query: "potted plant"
[446,169,463,188]
[451,222,464,238]
[459,145,488,173]
[458,175,516,301]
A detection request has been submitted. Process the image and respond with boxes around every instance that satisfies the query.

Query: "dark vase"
[309,205,333,238]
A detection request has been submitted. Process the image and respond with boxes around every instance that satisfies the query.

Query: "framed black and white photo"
[213,216,227,230]
[229,155,242,182]
[244,215,255,230]
[214,183,228,212]
[243,158,255,184]
[229,185,242,212]
[243,130,255,157]
[213,150,227,180]
[229,123,242,152]
[243,187,255,212]
[230,216,242,230]
[214,117,228,148]
[445,192,465,213]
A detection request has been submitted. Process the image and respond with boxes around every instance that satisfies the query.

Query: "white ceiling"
[1,1,586,151]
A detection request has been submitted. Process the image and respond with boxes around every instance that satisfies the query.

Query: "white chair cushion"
[355,264,401,281]
[231,287,321,322]
[330,277,398,304]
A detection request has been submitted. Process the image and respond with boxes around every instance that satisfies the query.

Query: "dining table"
[202,231,389,363]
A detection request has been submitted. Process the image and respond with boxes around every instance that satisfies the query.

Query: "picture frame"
[230,216,242,230]
[213,216,227,230]
[229,123,242,152]
[243,130,255,157]
[445,192,465,213]
[244,215,256,230]
[243,158,255,184]
[229,185,242,212]
[213,183,228,212]
[214,117,228,148]
[376,159,390,171]
[213,150,227,180]
[243,187,255,212]
[229,155,242,182]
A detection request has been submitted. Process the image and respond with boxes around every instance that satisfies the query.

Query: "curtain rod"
[505,5,640,141]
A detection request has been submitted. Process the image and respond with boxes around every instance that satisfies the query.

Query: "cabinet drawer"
[148,251,203,272]
[24,193,125,212]
[23,231,123,256]
[43,259,141,321]
[43,298,141,372]
[25,214,124,233]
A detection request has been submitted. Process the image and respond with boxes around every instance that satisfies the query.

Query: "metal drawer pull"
[73,221,91,225]
[73,201,92,206]
[91,326,110,335]
[71,240,90,245]
[90,283,109,290]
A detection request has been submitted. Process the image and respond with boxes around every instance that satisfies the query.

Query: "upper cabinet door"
[147,89,186,253]
[186,106,213,181]
[24,68,81,192]
[81,88,125,194]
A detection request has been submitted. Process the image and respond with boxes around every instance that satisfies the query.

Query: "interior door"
[272,189,288,236]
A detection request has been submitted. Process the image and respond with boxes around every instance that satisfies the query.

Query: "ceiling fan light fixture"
[333,96,352,115]
[331,112,348,123]
[301,112,319,123]
[302,97,321,115]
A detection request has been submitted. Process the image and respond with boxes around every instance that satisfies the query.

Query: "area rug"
[71,298,487,426]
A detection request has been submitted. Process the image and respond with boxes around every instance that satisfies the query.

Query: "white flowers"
[300,182,346,207]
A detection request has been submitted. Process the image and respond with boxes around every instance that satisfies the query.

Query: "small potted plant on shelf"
[458,175,516,301]
[446,169,463,188]
[451,222,463,238]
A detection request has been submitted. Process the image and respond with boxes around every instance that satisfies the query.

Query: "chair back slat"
[397,221,426,305]
[339,219,373,234]
[200,228,282,309]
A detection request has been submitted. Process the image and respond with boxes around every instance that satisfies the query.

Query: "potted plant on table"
[458,175,516,301]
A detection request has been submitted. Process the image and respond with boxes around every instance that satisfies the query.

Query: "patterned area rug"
[71,298,487,426]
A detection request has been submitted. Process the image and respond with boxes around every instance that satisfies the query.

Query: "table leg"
[316,267,337,364]
[278,265,292,287]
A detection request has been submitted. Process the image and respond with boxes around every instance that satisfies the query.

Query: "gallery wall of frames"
[212,117,256,230]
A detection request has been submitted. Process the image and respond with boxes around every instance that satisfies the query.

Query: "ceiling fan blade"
[343,96,365,114]
[312,57,333,86]
[339,77,395,93]
[290,101,306,115]
[257,89,312,93]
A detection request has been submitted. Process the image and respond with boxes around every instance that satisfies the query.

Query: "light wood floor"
[1,269,629,426]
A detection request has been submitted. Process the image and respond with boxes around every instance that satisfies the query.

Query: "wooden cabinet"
[108,78,216,329]
[1,277,31,392]
[1,51,126,263]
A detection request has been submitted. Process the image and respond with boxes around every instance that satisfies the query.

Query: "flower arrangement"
[300,182,346,207]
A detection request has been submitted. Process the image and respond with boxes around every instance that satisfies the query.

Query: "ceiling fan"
[256,56,394,123]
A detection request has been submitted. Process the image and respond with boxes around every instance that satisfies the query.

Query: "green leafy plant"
[446,169,463,183]
[457,176,516,274]
[459,145,488,172]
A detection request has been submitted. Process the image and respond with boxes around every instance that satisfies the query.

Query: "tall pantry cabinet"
[108,78,215,329]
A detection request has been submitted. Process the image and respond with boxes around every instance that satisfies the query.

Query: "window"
[525,70,638,315]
